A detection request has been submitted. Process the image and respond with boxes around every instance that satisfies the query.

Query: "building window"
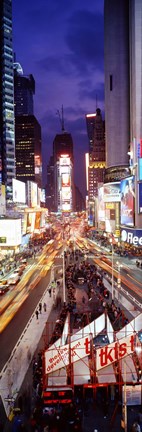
[110,75,113,91]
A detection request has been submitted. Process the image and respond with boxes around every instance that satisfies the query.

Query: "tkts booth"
[43,312,142,407]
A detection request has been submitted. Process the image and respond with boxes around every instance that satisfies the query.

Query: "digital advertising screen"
[31,182,37,207]
[35,212,41,230]
[138,183,142,213]
[61,187,71,201]
[59,156,70,166]
[98,186,105,221]
[61,173,70,187]
[0,184,6,216]
[12,179,26,204]
[120,176,135,226]
[0,218,21,246]
[26,212,35,233]
[138,158,142,180]
[104,182,121,202]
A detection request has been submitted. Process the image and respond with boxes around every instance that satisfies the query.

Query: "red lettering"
[99,346,114,367]
[84,338,90,355]
[130,335,134,352]
[119,342,127,358]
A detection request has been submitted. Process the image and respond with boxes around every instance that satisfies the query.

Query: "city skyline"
[12,0,104,196]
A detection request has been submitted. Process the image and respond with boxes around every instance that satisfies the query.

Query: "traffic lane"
[93,257,142,301]
[121,265,142,285]
[0,269,51,371]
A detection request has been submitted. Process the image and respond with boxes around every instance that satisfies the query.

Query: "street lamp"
[109,235,114,300]
[50,259,66,305]
[116,261,123,302]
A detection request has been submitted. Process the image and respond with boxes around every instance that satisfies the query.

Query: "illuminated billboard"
[105,202,120,235]
[27,181,37,207]
[41,189,45,203]
[12,179,26,204]
[26,212,35,233]
[138,158,142,180]
[35,212,41,230]
[138,183,142,213]
[0,184,6,216]
[61,173,70,187]
[61,187,71,201]
[0,218,21,246]
[104,182,121,202]
[62,202,71,211]
[98,186,105,221]
[120,176,135,226]
[59,155,70,166]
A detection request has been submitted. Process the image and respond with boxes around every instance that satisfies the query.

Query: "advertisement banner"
[0,184,6,216]
[120,176,135,226]
[62,173,70,187]
[138,183,142,213]
[121,228,142,246]
[12,179,26,204]
[96,334,134,371]
[104,182,121,202]
[98,186,105,221]
[61,187,71,201]
[0,218,21,246]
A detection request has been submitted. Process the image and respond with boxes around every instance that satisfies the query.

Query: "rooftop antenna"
[96,94,98,110]
[56,104,65,131]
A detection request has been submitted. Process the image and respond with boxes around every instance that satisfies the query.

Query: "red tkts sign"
[96,334,134,370]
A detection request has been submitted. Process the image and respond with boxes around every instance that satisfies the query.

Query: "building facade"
[14,63,35,116]
[15,115,42,188]
[0,0,15,201]
[104,0,142,240]
[53,131,74,213]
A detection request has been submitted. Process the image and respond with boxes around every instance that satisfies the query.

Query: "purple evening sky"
[12,0,104,197]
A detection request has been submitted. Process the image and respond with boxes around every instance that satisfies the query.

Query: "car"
[0,284,9,295]
[13,268,23,276]
[8,274,20,285]
[0,279,8,286]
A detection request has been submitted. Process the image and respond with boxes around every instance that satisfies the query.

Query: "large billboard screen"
[61,173,70,187]
[59,156,70,166]
[98,186,105,221]
[61,187,71,201]
[0,219,21,246]
[12,179,26,204]
[0,184,6,216]
[120,176,135,226]
[26,212,35,233]
[104,182,121,202]
[138,183,142,213]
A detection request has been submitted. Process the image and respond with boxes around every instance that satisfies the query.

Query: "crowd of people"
[2,245,141,432]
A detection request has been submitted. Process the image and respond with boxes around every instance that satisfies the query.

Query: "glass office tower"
[0,0,15,201]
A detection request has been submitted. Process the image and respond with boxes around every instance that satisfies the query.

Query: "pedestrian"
[82,295,85,304]
[39,303,42,313]
[49,287,51,297]
[43,302,46,312]
[35,310,39,320]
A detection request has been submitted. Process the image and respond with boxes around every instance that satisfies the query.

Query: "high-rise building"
[14,63,35,116]
[47,128,75,214]
[104,0,130,173]
[46,156,55,212]
[104,0,142,235]
[0,0,15,201]
[86,108,105,200]
[15,115,42,188]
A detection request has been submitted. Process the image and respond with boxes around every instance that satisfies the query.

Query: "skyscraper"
[86,108,105,200]
[14,63,35,116]
[15,115,42,188]
[104,0,142,231]
[104,0,130,178]
[0,0,15,201]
